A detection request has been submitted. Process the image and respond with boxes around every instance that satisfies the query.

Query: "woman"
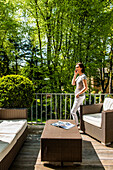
[71,62,88,125]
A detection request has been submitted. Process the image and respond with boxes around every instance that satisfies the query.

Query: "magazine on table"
[51,121,75,130]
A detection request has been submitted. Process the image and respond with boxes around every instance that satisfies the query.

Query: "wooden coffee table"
[41,119,82,163]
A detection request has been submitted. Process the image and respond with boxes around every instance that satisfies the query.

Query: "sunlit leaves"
[0,0,113,93]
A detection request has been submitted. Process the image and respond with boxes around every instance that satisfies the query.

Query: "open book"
[51,121,75,130]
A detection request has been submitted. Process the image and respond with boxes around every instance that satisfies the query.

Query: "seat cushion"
[110,103,113,110]
[83,113,102,127]
[0,119,27,134]
[103,98,113,111]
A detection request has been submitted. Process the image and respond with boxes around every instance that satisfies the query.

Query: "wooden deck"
[9,124,113,170]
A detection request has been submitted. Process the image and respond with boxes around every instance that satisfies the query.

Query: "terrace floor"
[9,124,113,170]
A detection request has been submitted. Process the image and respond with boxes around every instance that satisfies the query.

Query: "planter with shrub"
[0,75,34,119]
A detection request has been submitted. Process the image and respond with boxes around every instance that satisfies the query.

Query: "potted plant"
[0,75,35,119]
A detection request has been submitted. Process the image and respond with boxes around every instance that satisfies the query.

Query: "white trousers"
[71,95,85,125]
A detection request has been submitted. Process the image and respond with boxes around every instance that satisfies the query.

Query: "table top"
[41,119,82,140]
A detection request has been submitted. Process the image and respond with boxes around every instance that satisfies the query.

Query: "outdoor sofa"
[80,97,113,145]
[0,109,28,170]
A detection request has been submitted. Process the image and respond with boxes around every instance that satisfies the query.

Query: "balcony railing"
[29,93,113,124]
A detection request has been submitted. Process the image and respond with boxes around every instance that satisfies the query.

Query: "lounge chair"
[80,97,113,145]
[0,109,28,170]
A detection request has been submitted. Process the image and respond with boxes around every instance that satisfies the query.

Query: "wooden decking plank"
[104,165,113,170]
[101,160,113,165]
[35,164,105,170]
[9,129,42,170]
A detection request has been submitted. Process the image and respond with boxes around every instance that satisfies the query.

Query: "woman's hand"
[72,70,78,85]
[76,94,79,98]
[74,70,78,76]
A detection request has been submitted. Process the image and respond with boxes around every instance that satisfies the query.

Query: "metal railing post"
[36,93,38,123]
[50,94,52,119]
[46,94,47,121]
[65,94,67,119]
[70,94,72,119]
[60,94,62,119]
[55,94,57,119]
[41,94,42,123]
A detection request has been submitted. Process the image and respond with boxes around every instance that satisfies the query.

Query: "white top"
[75,74,87,96]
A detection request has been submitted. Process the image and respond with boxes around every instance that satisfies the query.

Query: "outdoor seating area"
[1,97,113,170]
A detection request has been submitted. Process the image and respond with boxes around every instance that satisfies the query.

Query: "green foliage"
[0,0,27,76]
[105,94,113,99]
[0,0,113,93]
[0,75,35,108]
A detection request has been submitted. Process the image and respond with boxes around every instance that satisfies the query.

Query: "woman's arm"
[72,76,76,85]
[72,71,78,85]
[76,79,88,98]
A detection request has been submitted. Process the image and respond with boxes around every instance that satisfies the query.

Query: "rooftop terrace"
[9,124,113,170]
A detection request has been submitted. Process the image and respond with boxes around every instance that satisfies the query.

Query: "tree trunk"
[16,55,18,75]
[35,0,43,66]
[45,1,52,74]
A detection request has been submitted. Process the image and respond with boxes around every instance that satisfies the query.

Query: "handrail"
[29,93,113,124]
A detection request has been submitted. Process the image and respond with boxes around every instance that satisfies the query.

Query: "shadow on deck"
[9,125,113,170]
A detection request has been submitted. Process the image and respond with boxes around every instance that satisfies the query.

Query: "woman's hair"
[77,62,85,73]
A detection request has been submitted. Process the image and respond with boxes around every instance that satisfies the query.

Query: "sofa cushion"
[103,98,113,111]
[0,119,27,134]
[110,103,113,110]
[83,113,102,127]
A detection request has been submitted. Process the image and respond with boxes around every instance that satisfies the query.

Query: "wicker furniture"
[0,109,28,170]
[41,119,82,163]
[80,98,113,145]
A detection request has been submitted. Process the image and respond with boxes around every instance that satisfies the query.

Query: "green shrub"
[0,75,35,108]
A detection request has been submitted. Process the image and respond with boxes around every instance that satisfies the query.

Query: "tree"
[1,0,113,93]
[0,0,25,75]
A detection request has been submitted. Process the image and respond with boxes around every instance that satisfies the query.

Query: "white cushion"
[0,134,16,144]
[110,103,113,110]
[103,98,113,111]
[83,113,102,127]
[0,119,27,134]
